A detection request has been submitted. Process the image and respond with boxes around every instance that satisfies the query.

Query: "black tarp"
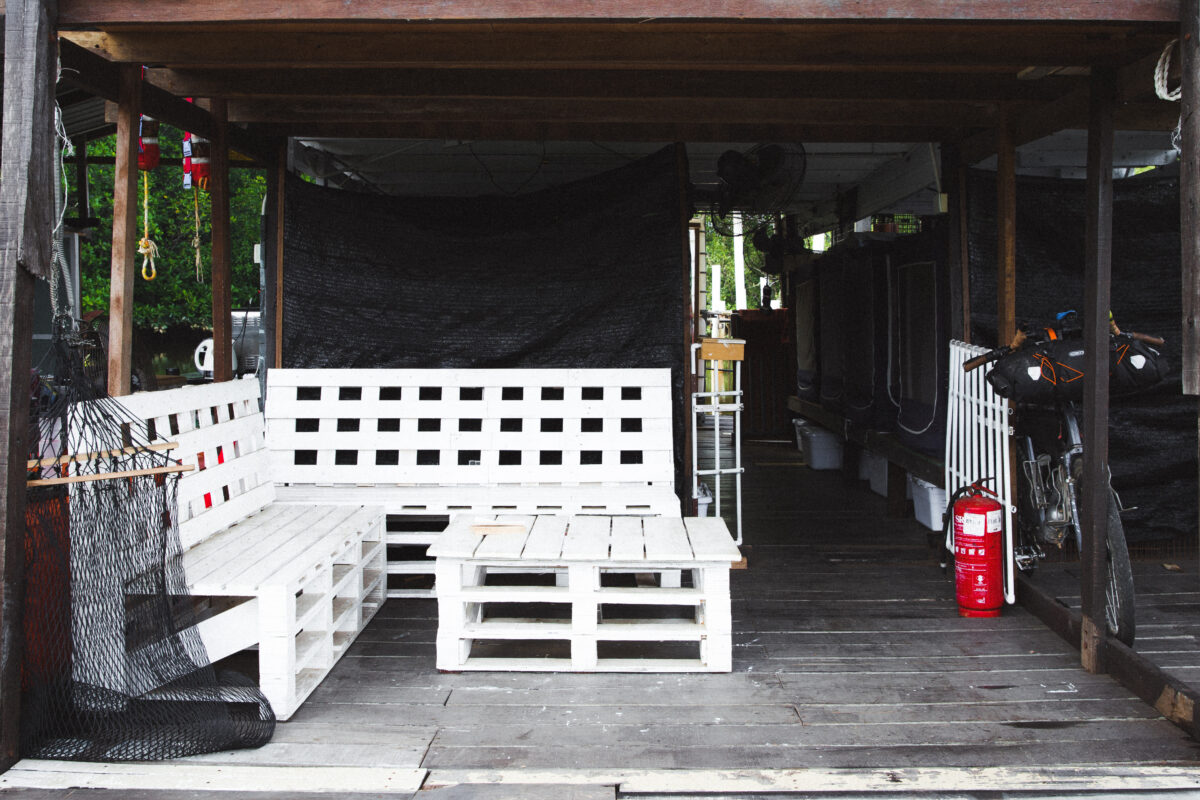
[817,248,849,414]
[967,167,1195,543]
[279,145,688,499]
[793,277,819,401]
[842,236,899,431]
[891,229,949,454]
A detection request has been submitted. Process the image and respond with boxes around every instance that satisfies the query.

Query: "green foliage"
[703,215,773,310]
[75,125,266,332]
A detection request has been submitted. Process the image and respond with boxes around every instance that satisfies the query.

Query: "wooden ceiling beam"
[58,39,276,163]
[148,67,1081,105]
[58,0,1181,25]
[63,25,1170,72]
[259,120,969,143]
[959,49,1178,162]
[223,96,1001,128]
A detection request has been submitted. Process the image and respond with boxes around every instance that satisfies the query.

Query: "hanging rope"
[193,185,204,282]
[138,172,158,281]
[1153,39,1184,151]
[1155,39,1182,102]
[50,55,76,327]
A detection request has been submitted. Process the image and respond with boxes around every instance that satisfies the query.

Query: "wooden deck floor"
[3,438,1199,798]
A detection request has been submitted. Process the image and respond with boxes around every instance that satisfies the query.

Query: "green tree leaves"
[76,124,266,332]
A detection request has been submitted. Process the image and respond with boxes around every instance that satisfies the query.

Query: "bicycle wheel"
[1104,492,1136,646]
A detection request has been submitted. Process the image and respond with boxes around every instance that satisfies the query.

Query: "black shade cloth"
[967,167,1195,543]
[891,228,950,454]
[280,145,688,499]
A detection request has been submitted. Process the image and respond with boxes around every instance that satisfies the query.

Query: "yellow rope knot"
[139,236,159,281]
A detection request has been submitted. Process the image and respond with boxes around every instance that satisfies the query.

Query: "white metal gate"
[945,340,1017,604]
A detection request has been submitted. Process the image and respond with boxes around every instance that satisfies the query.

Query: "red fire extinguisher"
[952,481,1004,618]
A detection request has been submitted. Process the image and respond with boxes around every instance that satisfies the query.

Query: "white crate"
[800,426,843,470]
[859,450,887,496]
[910,474,948,532]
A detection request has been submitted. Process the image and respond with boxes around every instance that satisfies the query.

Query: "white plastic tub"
[800,426,843,470]
[910,474,948,531]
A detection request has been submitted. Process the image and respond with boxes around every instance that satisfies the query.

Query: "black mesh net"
[967,167,1195,544]
[22,325,274,761]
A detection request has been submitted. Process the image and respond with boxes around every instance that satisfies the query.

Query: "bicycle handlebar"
[962,323,1164,373]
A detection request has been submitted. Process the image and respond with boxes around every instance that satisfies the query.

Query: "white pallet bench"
[429,514,739,672]
[265,368,681,599]
[116,377,386,720]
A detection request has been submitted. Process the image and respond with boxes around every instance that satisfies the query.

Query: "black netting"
[22,328,274,761]
[279,145,688,497]
[841,236,898,431]
[967,167,1196,543]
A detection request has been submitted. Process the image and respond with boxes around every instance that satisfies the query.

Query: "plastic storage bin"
[800,426,843,470]
[909,474,948,531]
[858,450,887,496]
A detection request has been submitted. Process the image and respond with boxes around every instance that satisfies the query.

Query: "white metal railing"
[945,340,1016,604]
[691,343,743,545]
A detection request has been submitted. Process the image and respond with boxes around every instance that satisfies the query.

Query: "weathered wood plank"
[58,1,1183,24]
[0,0,58,769]
[0,762,427,794]
[1182,0,1200,395]
[209,98,234,383]
[1080,65,1116,673]
[106,63,141,397]
[61,24,1171,72]
[421,733,1200,770]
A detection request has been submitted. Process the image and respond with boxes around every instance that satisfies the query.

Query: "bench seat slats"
[521,515,570,560]
[472,514,535,560]
[609,516,646,561]
[642,517,695,561]
[685,517,744,561]
[561,515,612,561]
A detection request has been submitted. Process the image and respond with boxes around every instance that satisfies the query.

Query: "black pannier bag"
[987,333,1167,402]
[1109,333,1169,394]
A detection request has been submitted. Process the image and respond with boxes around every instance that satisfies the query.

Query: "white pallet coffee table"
[429,514,740,672]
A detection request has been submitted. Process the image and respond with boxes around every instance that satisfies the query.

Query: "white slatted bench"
[429,514,739,672]
[115,378,386,720]
[264,368,682,598]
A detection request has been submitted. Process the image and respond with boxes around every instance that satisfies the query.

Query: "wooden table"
[429,515,740,672]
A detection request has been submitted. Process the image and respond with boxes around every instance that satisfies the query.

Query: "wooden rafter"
[62,23,1172,72]
[57,0,1182,25]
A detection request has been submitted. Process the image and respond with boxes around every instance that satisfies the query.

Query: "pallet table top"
[428,514,740,565]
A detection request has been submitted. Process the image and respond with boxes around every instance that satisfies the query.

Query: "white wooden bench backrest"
[266,368,675,489]
[115,376,274,551]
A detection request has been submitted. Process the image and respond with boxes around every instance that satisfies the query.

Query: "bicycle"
[959,312,1167,646]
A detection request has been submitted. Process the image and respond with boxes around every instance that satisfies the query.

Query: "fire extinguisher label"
[960,514,984,538]
[986,509,1002,531]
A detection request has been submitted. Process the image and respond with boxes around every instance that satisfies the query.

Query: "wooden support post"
[677,143,695,514]
[995,115,1017,348]
[1183,0,1200,398]
[210,99,234,382]
[1080,66,1116,675]
[1,0,59,769]
[1181,0,1200,574]
[72,136,90,221]
[107,64,141,397]
[274,141,287,369]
